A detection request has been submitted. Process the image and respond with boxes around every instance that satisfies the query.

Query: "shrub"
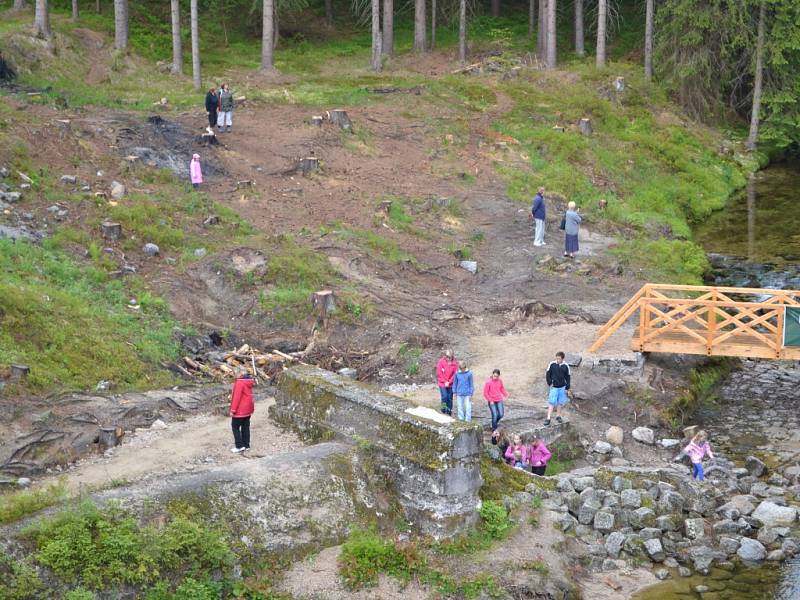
[338,528,423,590]
[478,501,513,539]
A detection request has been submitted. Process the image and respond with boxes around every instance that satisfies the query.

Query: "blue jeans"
[439,386,453,414]
[692,462,705,481]
[456,395,472,421]
[488,401,504,430]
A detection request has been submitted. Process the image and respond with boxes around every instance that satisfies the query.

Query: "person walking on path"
[564,201,582,258]
[683,430,714,481]
[190,153,203,189]
[436,349,458,416]
[217,83,234,132]
[229,371,256,453]
[531,187,546,247]
[529,438,552,475]
[544,351,570,426]
[453,362,474,422]
[204,86,218,134]
[483,368,508,431]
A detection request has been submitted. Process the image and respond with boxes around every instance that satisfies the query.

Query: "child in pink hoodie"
[505,434,528,469]
[483,369,508,431]
[683,430,714,481]
[529,438,552,476]
[190,153,203,189]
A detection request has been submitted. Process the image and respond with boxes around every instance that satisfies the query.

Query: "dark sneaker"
[556,416,563,424]
[543,419,551,426]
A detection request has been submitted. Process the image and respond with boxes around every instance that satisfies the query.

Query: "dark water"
[634,164,800,600]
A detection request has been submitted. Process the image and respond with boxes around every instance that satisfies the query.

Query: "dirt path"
[45,398,300,494]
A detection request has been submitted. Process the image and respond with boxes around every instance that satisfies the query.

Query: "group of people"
[436,349,573,430]
[530,187,583,259]
[491,430,553,475]
[187,84,238,190]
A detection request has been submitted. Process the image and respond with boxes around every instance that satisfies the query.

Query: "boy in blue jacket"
[453,363,474,422]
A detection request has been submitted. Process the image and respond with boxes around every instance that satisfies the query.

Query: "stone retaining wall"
[270,365,483,539]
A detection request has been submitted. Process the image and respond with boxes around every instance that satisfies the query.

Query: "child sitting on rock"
[491,428,510,459]
[505,434,528,469]
[684,430,714,481]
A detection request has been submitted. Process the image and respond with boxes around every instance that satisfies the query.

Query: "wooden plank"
[647,284,800,297]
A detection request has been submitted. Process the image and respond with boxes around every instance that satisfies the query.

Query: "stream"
[635,162,800,600]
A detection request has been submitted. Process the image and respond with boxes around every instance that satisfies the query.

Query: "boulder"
[611,475,632,493]
[640,527,662,540]
[645,538,665,562]
[656,514,681,532]
[688,545,717,574]
[621,488,642,509]
[737,538,767,562]
[658,490,685,514]
[713,519,741,535]
[110,181,127,200]
[605,426,624,445]
[717,495,755,518]
[629,507,656,529]
[593,511,616,533]
[632,427,655,445]
[745,456,768,478]
[602,493,620,509]
[659,438,681,449]
[757,527,780,545]
[60,175,77,185]
[578,499,602,525]
[605,531,626,557]
[678,566,692,577]
[684,517,706,540]
[572,476,595,492]
[752,501,797,527]
[143,243,160,256]
[767,550,784,562]
[593,441,613,454]
[623,534,647,557]
[719,536,740,556]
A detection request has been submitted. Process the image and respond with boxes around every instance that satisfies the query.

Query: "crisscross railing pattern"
[590,284,800,359]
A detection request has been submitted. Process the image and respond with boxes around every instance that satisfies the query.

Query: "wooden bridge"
[590,284,800,359]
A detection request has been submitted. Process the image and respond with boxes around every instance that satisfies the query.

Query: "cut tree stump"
[552,125,566,133]
[311,290,336,321]
[298,157,320,174]
[327,109,352,131]
[97,426,124,450]
[379,200,393,214]
[579,118,593,136]
[101,221,122,240]
[10,364,30,380]
[197,133,220,146]
[311,115,324,127]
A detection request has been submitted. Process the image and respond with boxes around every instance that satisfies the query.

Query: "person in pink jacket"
[683,430,714,481]
[505,434,528,469]
[483,369,508,431]
[529,438,552,476]
[190,153,203,189]
[436,349,458,416]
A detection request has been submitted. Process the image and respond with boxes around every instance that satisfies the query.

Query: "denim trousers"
[488,401,504,430]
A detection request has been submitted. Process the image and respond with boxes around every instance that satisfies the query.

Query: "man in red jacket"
[229,372,255,453]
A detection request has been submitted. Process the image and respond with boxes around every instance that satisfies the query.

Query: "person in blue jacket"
[453,362,475,422]
[531,187,546,247]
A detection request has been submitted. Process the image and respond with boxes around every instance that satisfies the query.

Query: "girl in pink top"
[529,438,552,476]
[683,430,714,481]
[505,434,528,469]
[483,369,508,431]
[435,349,458,416]
[190,153,203,188]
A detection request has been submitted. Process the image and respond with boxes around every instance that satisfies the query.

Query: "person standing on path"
[217,83,234,132]
[436,349,458,416]
[544,351,570,426]
[531,187,546,247]
[204,86,218,134]
[529,438,552,476]
[683,430,714,481]
[564,201,582,258]
[190,153,203,189]
[229,371,256,453]
[483,368,508,431]
[453,362,474,422]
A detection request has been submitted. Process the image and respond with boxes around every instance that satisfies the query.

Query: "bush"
[0,483,66,525]
[338,528,424,590]
[478,501,513,539]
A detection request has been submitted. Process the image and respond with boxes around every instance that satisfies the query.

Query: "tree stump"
[197,133,220,146]
[310,115,324,127]
[327,109,352,131]
[552,125,566,133]
[379,200,393,214]
[101,221,122,240]
[579,118,593,136]
[598,198,608,211]
[9,364,30,380]
[97,426,124,450]
[311,290,336,321]
[298,157,320,174]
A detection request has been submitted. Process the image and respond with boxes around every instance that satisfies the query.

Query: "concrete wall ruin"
[270,365,484,539]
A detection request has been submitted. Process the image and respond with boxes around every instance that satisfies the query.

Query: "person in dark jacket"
[531,187,546,247]
[205,86,218,134]
[544,351,570,426]
[229,371,256,452]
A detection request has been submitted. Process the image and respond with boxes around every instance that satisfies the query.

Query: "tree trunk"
[33,0,51,39]
[430,0,436,49]
[273,5,279,49]
[190,0,201,90]
[414,0,425,52]
[371,0,381,71]
[324,0,333,27]
[382,0,393,56]
[491,0,499,17]
[114,0,128,50]
[537,0,546,58]
[261,0,274,69]
[545,0,556,69]
[96,0,100,13]
[644,0,654,81]
[528,0,534,37]
[458,0,466,63]
[596,0,606,69]
[746,1,766,151]
[72,0,79,20]
[170,0,182,74]
[575,0,584,56]
[12,0,26,12]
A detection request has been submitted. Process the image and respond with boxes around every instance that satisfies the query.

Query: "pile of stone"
[530,463,800,579]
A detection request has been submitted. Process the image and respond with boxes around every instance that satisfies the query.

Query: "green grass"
[332,223,415,264]
[0,239,180,392]
[433,500,514,556]
[0,482,67,525]
[396,343,422,376]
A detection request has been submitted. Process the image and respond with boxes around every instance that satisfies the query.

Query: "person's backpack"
[559,215,566,230]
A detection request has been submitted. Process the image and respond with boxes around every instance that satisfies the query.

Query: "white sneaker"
[533,242,542,247]
[231,447,244,453]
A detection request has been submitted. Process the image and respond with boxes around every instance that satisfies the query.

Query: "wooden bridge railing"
[590,284,800,360]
